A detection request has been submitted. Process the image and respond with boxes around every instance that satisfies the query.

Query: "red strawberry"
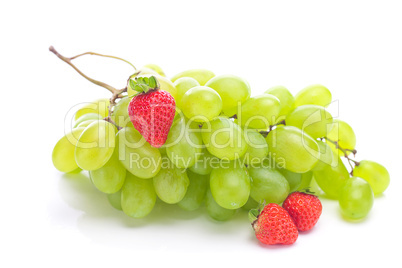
[251,203,298,245]
[282,191,322,231]
[127,76,175,148]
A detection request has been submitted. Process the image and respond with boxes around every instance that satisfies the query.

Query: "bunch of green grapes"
[52,64,390,222]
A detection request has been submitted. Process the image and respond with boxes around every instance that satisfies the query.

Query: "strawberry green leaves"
[129,75,160,94]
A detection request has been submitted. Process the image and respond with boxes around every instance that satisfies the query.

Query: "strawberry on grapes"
[128,76,176,148]
[250,203,298,245]
[282,191,322,231]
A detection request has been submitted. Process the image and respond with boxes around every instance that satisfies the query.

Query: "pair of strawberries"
[252,191,322,245]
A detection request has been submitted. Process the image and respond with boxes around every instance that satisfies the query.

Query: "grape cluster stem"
[259,120,286,137]
[48,46,135,119]
[322,137,360,175]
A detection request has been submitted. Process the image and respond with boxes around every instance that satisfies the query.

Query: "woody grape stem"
[49,46,134,121]
[323,137,360,174]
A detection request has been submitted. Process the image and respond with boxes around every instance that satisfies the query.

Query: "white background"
[1,0,401,267]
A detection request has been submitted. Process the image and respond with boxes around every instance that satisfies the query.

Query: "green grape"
[309,177,326,197]
[111,97,133,128]
[205,75,251,116]
[249,165,290,204]
[159,146,167,156]
[264,86,295,119]
[326,119,356,156]
[76,119,97,128]
[202,117,248,160]
[137,67,158,75]
[116,127,161,179]
[339,176,374,220]
[107,190,122,211]
[153,163,189,204]
[171,69,215,86]
[313,141,334,171]
[241,197,259,211]
[313,154,350,199]
[181,86,222,122]
[178,170,209,211]
[242,129,269,166]
[143,64,165,77]
[298,171,313,190]
[89,149,126,194]
[210,161,250,209]
[173,77,200,109]
[52,127,86,173]
[189,148,217,175]
[286,105,333,139]
[121,173,157,218]
[75,120,116,171]
[127,73,177,100]
[294,84,332,107]
[278,168,302,192]
[165,118,203,168]
[266,126,319,173]
[205,190,236,221]
[239,95,281,130]
[73,113,103,128]
[353,160,390,195]
[75,98,110,120]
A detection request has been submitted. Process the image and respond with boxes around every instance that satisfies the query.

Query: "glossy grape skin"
[171,69,215,86]
[178,170,209,211]
[313,155,350,199]
[189,148,217,175]
[353,160,390,195]
[286,105,333,139]
[111,97,133,128]
[89,149,126,194]
[121,173,157,218]
[75,98,110,121]
[339,176,374,220]
[298,171,313,190]
[143,64,165,77]
[74,120,116,171]
[116,127,161,179]
[153,164,189,204]
[73,113,102,128]
[107,190,122,211]
[127,73,177,100]
[76,119,97,128]
[265,86,295,119]
[242,129,269,165]
[326,119,356,156]
[165,118,203,168]
[205,190,236,221]
[309,177,326,197]
[52,127,86,173]
[173,77,200,109]
[266,126,319,173]
[241,197,259,211]
[249,166,290,204]
[205,75,251,116]
[202,117,248,160]
[313,141,335,171]
[181,86,222,122]
[210,161,250,209]
[239,94,281,130]
[278,169,302,192]
[294,84,332,107]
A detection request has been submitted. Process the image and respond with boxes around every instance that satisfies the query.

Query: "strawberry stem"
[249,209,260,224]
